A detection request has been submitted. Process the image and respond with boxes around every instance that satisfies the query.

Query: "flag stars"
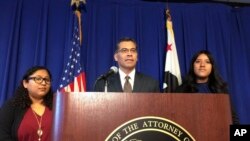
[59,17,85,91]
[166,43,172,52]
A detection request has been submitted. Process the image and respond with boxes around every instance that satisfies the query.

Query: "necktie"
[124,76,132,93]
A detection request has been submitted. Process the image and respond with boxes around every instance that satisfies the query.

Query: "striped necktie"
[123,76,132,93]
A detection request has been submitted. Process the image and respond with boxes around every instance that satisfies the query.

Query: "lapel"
[133,72,143,92]
[108,73,123,92]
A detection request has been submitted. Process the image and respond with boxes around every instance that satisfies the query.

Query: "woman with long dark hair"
[0,66,54,141]
[175,50,239,124]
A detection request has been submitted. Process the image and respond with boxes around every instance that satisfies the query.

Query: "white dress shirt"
[119,68,135,90]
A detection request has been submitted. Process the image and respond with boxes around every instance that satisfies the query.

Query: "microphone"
[97,66,118,80]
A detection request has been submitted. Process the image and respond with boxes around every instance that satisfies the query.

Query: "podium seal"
[105,116,195,141]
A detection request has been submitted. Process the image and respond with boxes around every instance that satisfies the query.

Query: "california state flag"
[163,10,182,92]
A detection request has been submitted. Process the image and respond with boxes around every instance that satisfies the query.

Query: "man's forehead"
[119,41,136,48]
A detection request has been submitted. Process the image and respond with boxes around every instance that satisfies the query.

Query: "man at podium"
[94,37,160,93]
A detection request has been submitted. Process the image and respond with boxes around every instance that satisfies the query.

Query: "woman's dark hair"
[180,50,228,93]
[12,66,54,109]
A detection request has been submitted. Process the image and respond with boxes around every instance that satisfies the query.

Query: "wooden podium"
[51,92,232,141]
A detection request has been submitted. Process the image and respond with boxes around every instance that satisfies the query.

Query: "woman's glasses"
[28,77,51,85]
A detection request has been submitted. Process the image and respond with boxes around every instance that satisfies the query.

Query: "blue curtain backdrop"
[0,0,250,124]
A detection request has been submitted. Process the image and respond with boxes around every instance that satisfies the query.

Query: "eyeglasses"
[28,77,51,85]
[117,48,137,54]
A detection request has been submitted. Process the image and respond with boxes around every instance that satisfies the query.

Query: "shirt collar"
[119,68,136,89]
[119,68,136,79]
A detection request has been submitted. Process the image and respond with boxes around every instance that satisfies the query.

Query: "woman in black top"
[175,50,239,124]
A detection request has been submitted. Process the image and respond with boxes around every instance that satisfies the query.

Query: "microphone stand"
[94,75,108,92]
[104,78,108,93]
[95,66,117,92]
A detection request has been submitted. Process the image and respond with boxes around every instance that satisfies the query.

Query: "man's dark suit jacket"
[93,72,160,92]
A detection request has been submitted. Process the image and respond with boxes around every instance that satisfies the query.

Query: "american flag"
[59,10,86,92]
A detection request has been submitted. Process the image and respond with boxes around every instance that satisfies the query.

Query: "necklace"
[32,109,43,141]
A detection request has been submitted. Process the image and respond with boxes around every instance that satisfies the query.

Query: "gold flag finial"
[71,0,86,7]
[166,9,171,21]
[71,0,86,12]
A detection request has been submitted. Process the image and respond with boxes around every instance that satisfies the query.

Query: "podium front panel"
[51,92,232,141]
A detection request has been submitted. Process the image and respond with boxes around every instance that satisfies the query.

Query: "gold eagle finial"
[71,0,86,12]
[71,0,86,6]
